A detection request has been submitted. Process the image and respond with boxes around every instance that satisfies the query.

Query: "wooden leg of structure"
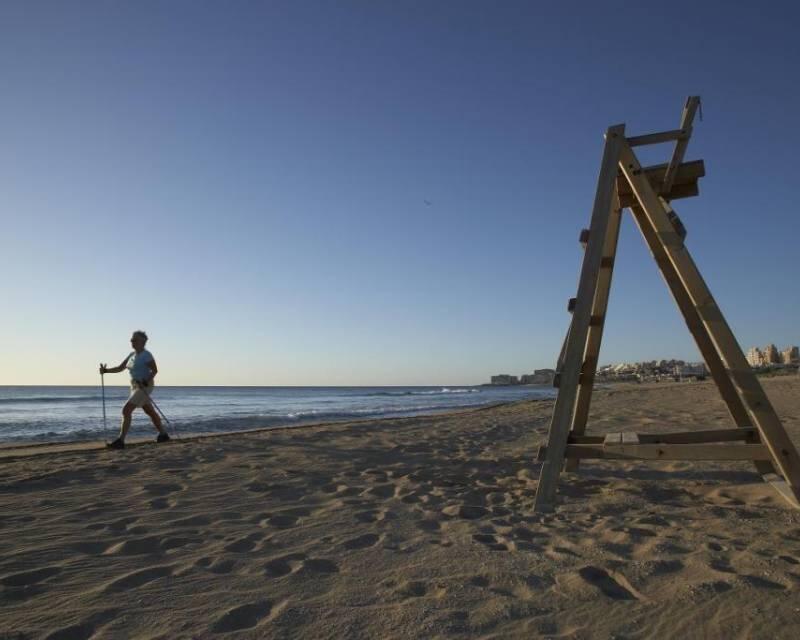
[564,200,623,472]
[619,142,800,507]
[628,204,776,475]
[533,124,625,513]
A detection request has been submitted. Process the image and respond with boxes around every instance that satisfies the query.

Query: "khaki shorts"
[127,383,154,408]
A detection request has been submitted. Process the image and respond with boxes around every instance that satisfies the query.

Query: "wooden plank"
[553,316,574,388]
[565,443,772,461]
[568,428,758,445]
[619,142,800,508]
[564,197,623,472]
[627,128,690,147]
[616,159,704,201]
[627,203,776,477]
[619,182,697,208]
[628,203,759,431]
[662,96,700,194]
[533,124,625,513]
[763,474,800,509]
[637,428,759,444]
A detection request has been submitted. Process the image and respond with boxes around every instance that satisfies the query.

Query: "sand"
[1,377,800,639]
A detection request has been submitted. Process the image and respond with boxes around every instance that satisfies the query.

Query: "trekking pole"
[141,384,180,439]
[100,364,109,442]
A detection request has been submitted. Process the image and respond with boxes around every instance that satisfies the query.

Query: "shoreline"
[0,399,535,461]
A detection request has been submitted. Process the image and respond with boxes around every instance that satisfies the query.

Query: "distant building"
[674,362,707,380]
[763,344,780,364]
[746,347,763,367]
[746,344,798,368]
[781,346,799,364]
[520,369,555,385]
[490,374,519,386]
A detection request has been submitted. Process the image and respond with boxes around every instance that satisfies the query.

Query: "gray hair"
[132,330,148,342]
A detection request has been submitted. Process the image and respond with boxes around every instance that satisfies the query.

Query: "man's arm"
[100,355,131,374]
[143,359,158,384]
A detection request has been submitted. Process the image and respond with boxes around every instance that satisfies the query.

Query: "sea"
[0,385,556,444]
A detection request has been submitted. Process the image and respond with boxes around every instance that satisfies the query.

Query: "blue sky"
[1,1,798,386]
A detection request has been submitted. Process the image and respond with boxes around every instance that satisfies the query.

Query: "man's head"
[131,330,148,351]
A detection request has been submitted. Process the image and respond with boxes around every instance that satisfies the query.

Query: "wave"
[0,395,105,405]
[363,387,480,397]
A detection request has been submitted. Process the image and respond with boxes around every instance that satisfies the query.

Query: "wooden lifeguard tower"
[534,97,800,512]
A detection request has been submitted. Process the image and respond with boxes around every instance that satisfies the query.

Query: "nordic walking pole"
[140,384,179,439]
[100,364,109,442]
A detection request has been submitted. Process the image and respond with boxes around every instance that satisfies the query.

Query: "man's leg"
[119,402,136,441]
[142,403,165,435]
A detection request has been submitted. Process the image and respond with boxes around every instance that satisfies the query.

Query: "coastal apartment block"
[746,344,799,367]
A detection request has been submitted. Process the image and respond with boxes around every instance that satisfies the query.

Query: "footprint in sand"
[263,554,306,578]
[265,514,298,529]
[263,555,339,578]
[106,516,139,532]
[354,508,393,523]
[362,483,396,499]
[301,558,339,574]
[224,532,265,553]
[577,566,639,600]
[1,566,61,587]
[210,600,276,634]
[415,519,441,532]
[161,536,200,551]
[149,497,175,510]
[104,536,163,556]
[142,482,184,497]
[104,566,173,592]
[43,608,120,640]
[342,533,381,550]
[70,541,113,555]
[442,505,488,520]
[739,574,787,590]
[168,514,213,528]
[396,580,427,598]
[472,533,514,552]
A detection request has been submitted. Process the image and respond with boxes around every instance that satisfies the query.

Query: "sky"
[1,1,799,386]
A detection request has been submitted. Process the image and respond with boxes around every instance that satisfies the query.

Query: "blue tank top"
[127,350,154,381]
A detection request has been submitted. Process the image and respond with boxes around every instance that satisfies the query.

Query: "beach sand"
[1,377,800,639]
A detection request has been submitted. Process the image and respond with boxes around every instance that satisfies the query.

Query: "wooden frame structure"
[534,97,800,512]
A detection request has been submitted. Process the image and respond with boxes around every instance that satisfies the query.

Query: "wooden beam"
[662,96,701,194]
[627,128,690,147]
[565,200,623,472]
[538,443,773,462]
[567,428,759,445]
[616,159,704,204]
[638,428,759,444]
[627,202,772,479]
[619,182,698,208]
[603,443,771,461]
[619,141,800,508]
[533,124,625,513]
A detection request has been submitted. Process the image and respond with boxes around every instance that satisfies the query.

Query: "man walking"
[101,330,170,449]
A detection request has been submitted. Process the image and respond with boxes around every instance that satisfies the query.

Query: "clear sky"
[2,1,798,386]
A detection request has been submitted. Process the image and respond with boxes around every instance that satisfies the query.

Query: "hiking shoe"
[106,438,125,450]
[156,432,171,443]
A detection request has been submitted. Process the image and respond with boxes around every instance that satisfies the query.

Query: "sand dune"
[1,377,799,639]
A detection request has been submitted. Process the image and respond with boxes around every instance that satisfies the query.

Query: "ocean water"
[0,385,555,444]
